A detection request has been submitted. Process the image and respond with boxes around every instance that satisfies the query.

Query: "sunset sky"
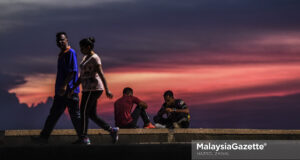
[1,0,300,129]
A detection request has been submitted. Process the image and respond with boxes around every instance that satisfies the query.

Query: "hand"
[106,90,113,99]
[139,102,148,109]
[67,89,74,98]
[58,86,66,96]
[165,108,173,113]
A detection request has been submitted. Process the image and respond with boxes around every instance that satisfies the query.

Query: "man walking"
[32,32,81,143]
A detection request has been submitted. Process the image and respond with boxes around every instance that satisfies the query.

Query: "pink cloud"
[9,63,300,116]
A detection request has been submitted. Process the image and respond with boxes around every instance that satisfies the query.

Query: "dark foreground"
[0,144,190,160]
[2,128,300,160]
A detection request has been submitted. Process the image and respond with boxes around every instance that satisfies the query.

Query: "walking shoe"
[82,137,91,145]
[109,127,119,144]
[72,137,91,145]
[144,123,155,129]
[154,123,166,128]
[31,136,48,144]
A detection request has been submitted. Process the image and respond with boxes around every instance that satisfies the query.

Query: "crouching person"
[114,87,155,129]
[154,90,190,129]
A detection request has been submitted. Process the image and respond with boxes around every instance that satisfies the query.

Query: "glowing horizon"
[9,62,300,112]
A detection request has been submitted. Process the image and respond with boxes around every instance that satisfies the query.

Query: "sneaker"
[154,123,166,128]
[144,123,155,129]
[83,137,91,145]
[31,136,48,144]
[72,137,91,145]
[109,127,119,144]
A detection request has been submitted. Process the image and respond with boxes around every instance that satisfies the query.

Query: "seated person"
[114,87,155,128]
[153,90,190,128]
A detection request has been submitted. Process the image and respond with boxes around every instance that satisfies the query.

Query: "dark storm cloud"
[0,73,26,91]
[190,93,300,129]
[0,90,80,130]
[2,0,300,130]
[1,0,300,74]
[0,73,74,130]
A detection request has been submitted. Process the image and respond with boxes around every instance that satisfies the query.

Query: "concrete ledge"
[172,128,300,134]
[4,128,170,136]
[3,128,300,146]
[6,128,300,136]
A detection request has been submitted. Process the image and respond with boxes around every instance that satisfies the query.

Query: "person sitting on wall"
[153,90,190,128]
[114,87,155,129]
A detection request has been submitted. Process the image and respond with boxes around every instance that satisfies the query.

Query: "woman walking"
[71,37,118,145]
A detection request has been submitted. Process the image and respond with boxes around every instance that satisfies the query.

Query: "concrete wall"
[2,128,300,146]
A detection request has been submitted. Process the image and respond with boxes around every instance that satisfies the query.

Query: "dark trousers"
[40,94,81,139]
[153,115,190,128]
[153,116,173,128]
[80,91,111,138]
[121,106,151,128]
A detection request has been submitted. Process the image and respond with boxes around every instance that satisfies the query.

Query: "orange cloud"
[9,63,300,113]
[9,74,55,107]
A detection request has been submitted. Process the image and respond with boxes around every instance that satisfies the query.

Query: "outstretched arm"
[165,100,190,114]
[138,101,148,109]
[165,108,189,114]
[97,64,113,99]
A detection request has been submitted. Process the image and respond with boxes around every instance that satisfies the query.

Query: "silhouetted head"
[79,37,95,55]
[56,32,69,50]
[163,90,174,103]
[123,87,133,96]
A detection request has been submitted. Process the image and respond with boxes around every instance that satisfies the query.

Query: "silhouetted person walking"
[71,37,118,145]
[32,32,81,143]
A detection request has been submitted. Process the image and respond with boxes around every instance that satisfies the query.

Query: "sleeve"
[92,54,102,66]
[132,96,142,105]
[66,50,78,72]
[178,100,188,109]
